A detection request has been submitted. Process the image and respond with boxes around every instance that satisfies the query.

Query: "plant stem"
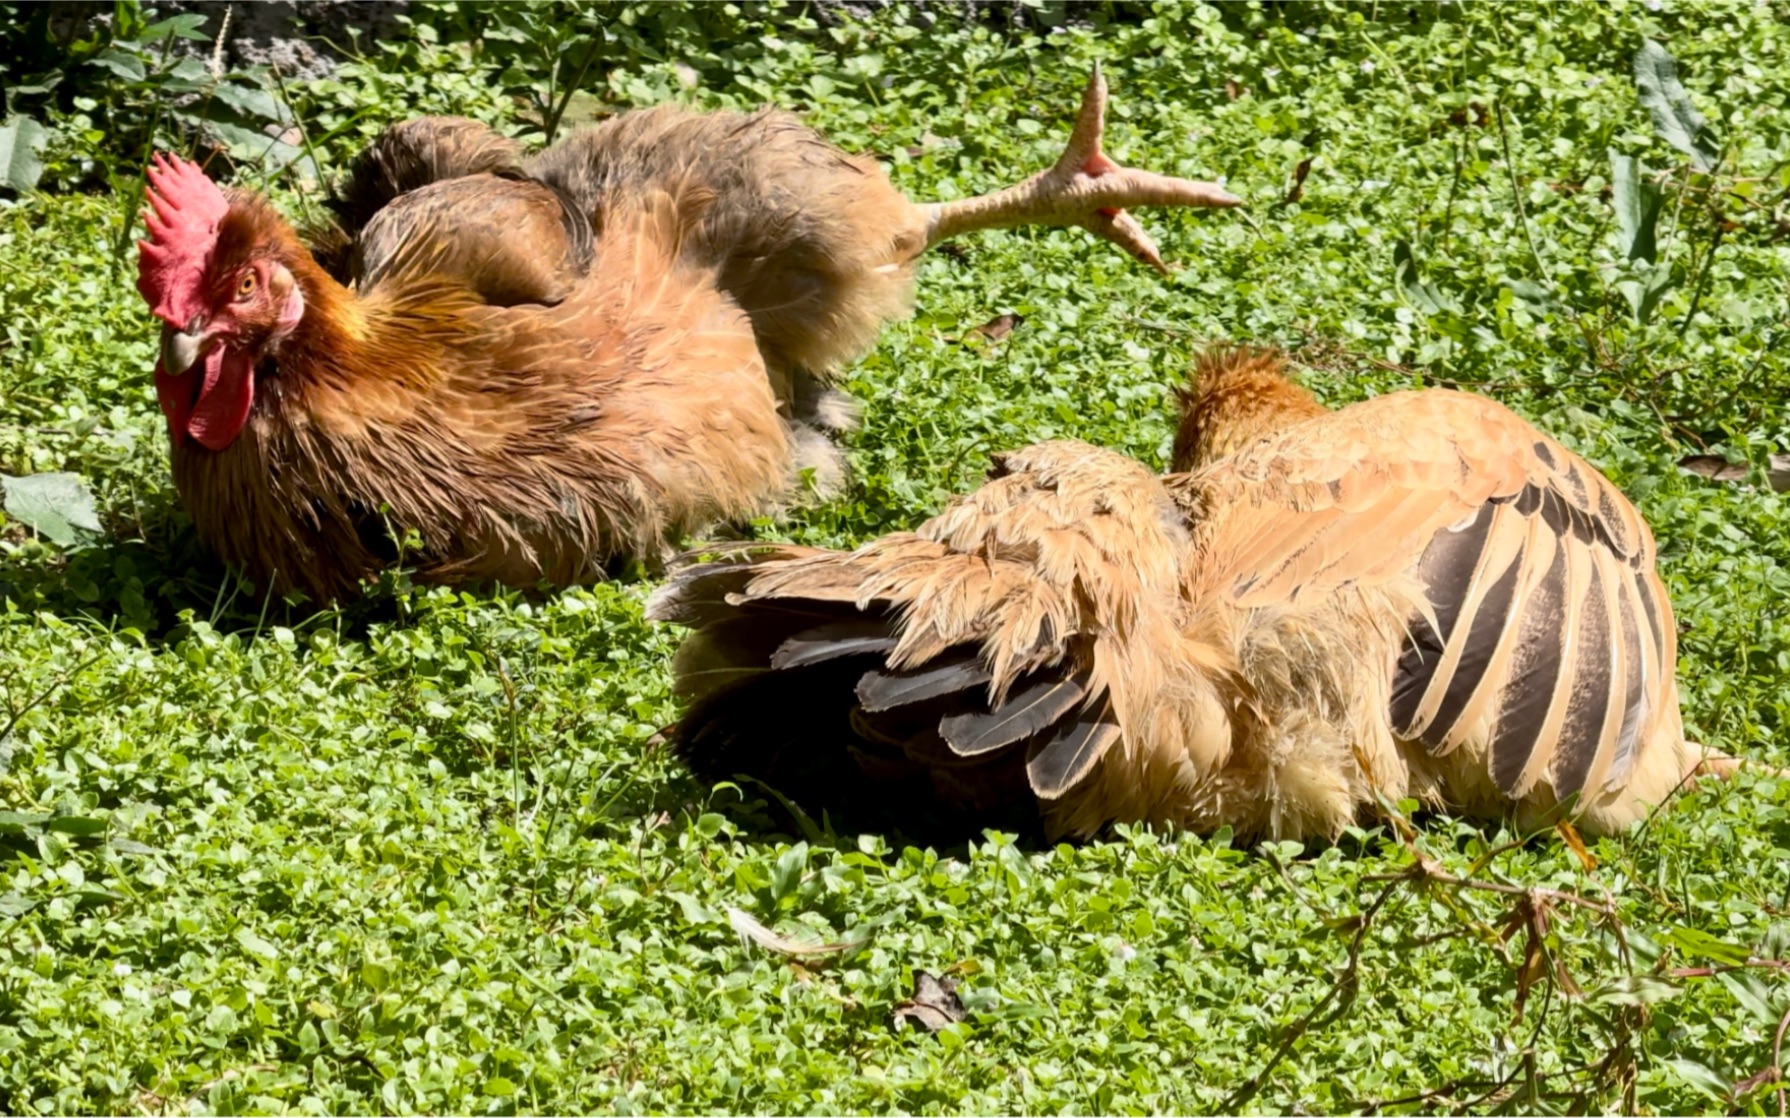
[1678,218,1725,339]
[1494,101,1553,286]
[544,31,605,146]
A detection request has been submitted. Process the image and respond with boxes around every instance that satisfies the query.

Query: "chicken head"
[138,155,307,451]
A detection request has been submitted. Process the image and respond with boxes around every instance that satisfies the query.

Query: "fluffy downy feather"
[651,349,1722,844]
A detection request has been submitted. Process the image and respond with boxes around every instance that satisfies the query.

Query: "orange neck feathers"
[1171,347,1328,473]
[227,194,477,408]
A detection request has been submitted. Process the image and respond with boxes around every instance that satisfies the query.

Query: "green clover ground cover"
[3,2,1790,1113]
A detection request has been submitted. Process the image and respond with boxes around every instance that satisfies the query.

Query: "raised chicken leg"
[521,67,1239,495]
[918,66,1239,273]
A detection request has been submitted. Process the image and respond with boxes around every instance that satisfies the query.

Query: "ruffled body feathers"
[652,352,1698,843]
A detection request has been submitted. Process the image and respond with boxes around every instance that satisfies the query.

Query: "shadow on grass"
[0,503,576,648]
[679,763,1050,857]
[1,524,241,636]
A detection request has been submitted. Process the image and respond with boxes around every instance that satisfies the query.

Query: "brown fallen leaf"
[892,969,967,1032]
[1285,156,1314,205]
[964,313,1024,344]
[1440,102,1490,130]
[726,907,865,959]
[1679,454,1747,482]
[1678,453,1790,492]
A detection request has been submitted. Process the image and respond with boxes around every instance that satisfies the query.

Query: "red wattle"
[155,346,254,451]
[187,346,255,451]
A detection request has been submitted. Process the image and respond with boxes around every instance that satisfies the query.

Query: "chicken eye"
[235,271,258,300]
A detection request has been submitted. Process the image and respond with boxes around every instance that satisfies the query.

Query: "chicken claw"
[919,65,1241,272]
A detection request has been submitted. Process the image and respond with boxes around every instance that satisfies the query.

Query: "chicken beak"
[160,323,205,377]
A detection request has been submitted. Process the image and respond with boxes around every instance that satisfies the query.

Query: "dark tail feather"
[675,657,1041,843]
[941,673,1089,757]
[1027,701,1123,798]
[664,569,1114,842]
[773,620,898,669]
[856,653,993,712]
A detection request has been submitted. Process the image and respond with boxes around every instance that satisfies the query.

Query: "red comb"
[136,153,230,327]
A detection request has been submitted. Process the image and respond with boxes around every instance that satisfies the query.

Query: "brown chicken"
[650,349,1724,844]
[135,73,1238,602]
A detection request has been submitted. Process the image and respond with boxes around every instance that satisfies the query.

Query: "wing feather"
[774,621,898,669]
[1486,526,1569,794]
[856,653,993,712]
[1578,558,1630,800]
[1175,388,1674,809]
[1407,503,1531,745]
[941,673,1090,757]
[1027,701,1124,799]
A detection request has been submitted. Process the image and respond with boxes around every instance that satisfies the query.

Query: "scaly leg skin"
[917,66,1241,273]
[1687,744,1790,783]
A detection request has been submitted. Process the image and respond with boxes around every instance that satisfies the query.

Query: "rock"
[146,1,412,81]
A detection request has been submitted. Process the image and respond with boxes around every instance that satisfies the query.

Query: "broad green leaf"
[360,960,391,991]
[666,891,718,926]
[235,928,281,961]
[1507,280,1556,305]
[1665,925,1751,966]
[1618,265,1678,327]
[211,81,289,124]
[1633,40,1718,171]
[1718,970,1779,1027]
[88,48,147,83]
[8,77,61,97]
[1637,267,1678,325]
[167,57,210,83]
[140,13,212,42]
[193,118,317,178]
[0,116,50,193]
[1587,974,1683,1006]
[1609,151,1662,263]
[1392,240,1459,316]
[770,842,808,904]
[1,472,102,546]
[0,811,50,834]
[1664,1057,1732,1102]
[44,814,108,837]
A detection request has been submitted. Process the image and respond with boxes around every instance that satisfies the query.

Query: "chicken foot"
[916,66,1241,273]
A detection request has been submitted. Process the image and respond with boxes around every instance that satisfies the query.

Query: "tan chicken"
[137,72,1237,602]
[650,349,1723,843]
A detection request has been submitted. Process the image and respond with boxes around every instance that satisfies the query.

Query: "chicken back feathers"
[531,106,927,398]
[651,352,1698,843]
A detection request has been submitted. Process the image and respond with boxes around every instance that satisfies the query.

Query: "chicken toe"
[918,66,1242,272]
